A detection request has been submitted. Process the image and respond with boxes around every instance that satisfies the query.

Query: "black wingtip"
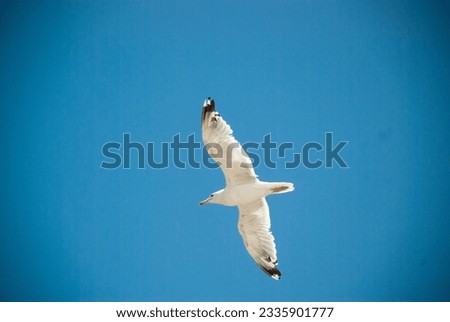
[201,97,216,124]
[203,97,215,109]
[268,267,282,280]
[258,265,282,280]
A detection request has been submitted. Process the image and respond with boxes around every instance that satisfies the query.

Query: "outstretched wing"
[201,98,258,187]
[237,198,281,280]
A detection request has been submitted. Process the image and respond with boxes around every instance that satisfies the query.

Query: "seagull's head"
[199,189,224,206]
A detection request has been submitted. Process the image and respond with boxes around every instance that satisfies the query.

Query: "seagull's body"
[203,182,292,207]
[200,98,294,280]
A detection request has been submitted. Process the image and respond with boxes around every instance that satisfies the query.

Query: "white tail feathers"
[267,182,295,194]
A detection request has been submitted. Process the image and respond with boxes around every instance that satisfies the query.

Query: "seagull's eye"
[210,194,214,198]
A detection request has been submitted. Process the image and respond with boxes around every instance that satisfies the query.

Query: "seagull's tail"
[265,182,295,195]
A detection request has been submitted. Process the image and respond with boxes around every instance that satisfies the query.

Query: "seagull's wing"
[201,98,258,187]
[238,198,281,280]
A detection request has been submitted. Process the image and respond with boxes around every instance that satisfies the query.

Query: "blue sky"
[1,0,449,301]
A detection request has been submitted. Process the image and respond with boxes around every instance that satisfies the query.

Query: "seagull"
[199,97,294,280]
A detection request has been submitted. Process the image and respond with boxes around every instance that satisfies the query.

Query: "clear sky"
[1,0,449,301]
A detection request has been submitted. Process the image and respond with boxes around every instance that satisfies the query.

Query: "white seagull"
[199,97,294,280]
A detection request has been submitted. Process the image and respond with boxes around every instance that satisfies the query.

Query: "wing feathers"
[201,99,258,187]
[238,198,281,280]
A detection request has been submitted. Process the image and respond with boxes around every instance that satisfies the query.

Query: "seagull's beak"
[199,197,211,206]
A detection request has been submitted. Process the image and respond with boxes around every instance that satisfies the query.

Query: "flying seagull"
[199,97,294,280]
